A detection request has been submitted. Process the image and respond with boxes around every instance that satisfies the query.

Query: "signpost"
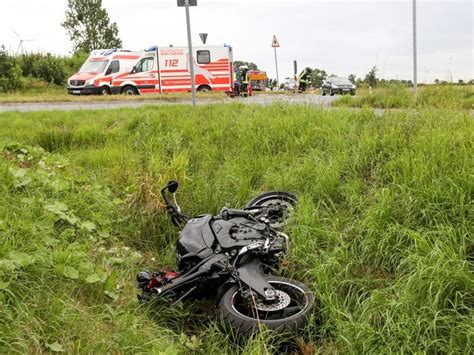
[178,0,197,106]
[272,35,280,87]
[293,60,298,94]
[412,0,417,95]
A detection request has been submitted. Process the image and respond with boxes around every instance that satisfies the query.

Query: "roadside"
[0,94,339,112]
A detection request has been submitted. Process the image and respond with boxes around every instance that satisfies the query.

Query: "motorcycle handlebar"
[220,208,252,220]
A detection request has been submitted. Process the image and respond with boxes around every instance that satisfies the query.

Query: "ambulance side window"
[106,60,120,75]
[197,50,210,64]
[134,58,154,73]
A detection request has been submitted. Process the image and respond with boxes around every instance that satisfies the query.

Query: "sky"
[0,0,472,82]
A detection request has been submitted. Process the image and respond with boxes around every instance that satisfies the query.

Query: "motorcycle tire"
[245,191,298,229]
[217,276,314,337]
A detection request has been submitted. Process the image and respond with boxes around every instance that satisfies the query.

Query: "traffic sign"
[199,33,208,44]
[271,35,280,48]
[177,0,197,7]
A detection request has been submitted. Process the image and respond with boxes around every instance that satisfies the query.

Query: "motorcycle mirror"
[167,181,179,193]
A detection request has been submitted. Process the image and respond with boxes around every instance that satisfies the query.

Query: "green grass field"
[0,104,472,353]
[333,84,474,110]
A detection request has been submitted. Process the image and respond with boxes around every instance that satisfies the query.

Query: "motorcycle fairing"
[177,215,215,256]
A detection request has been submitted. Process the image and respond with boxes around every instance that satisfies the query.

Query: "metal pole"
[413,0,417,95]
[185,0,196,106]
[274,47,279,87]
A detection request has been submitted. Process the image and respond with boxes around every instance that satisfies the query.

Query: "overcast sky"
[0,0,472,82]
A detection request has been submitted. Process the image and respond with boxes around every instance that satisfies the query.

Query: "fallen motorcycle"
[137,181,314,335]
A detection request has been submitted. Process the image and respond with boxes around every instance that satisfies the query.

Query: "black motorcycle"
[137,181,314,335]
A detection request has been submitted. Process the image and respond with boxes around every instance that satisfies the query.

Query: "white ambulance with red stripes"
[67,49,143,95]
[110,45,233,95]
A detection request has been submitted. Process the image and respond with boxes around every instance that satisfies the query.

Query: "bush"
[0,47,25,92]
[19,53,67,86]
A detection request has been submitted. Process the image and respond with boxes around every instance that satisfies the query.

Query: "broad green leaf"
[85,274,102,284]
[45,201,69,214]
[10,167,26,178]
[0,259,16,271]
[80,221,96,232]
[46,341,64,352]
[9,251,34,267]
[98,229,110,239]
[63,266,79,280]
[108,257,124,265]
[104,291,118,301]
[0,281,9,290]
[105,271,117,292]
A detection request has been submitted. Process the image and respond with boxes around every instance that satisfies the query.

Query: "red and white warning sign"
[271,35,280,48]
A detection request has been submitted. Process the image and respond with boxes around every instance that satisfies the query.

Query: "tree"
[233,60,258,70]
[348,74,356,84]
[62,0,122,54]
[365,66,378,87]
[309,68,327,88]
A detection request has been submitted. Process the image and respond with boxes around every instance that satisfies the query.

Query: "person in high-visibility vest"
[241,66,249,96]
[298,67,312,92]
[233,64,242,97]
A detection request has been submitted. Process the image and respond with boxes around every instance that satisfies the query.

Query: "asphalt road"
[0,94,339,113]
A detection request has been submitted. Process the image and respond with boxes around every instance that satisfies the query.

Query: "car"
[283,77,297,91]
[321,77,356,96]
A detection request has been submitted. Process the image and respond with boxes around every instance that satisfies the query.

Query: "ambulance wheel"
[321,90,326,96]
[100,86,110,95]
[330,90,335,96]
[122,86,138,96]
[197,85,211,92]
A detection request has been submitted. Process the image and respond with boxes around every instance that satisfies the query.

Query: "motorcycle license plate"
[72,90,81,94]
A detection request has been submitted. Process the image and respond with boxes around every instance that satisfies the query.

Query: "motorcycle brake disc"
[260,200,294,228]
[255,290,291,311]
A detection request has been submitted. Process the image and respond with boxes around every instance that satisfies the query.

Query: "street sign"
[199,33,208,44]
[271,35,280,48]
[177,0,197,6]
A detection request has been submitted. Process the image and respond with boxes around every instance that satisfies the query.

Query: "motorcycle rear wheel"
[245,191,298,229]
[217,276,314,336]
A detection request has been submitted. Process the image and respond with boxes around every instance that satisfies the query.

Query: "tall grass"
[333,84,474,109]
[0,104,472,353]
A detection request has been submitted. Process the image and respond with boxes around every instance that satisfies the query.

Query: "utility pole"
[178,0,197,106]
[413,0,417,95]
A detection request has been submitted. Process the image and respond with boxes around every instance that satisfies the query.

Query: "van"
[110,45,233,95]
[67,49,142,95]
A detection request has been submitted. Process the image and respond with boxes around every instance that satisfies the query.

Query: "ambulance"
[110,45,233,95]
[67,49,142,95]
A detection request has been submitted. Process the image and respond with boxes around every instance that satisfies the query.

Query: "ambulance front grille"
[70,80,85,86]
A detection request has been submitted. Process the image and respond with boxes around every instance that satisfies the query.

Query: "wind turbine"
[10,27,37,55]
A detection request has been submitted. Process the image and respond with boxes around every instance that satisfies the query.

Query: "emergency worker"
[241,65,249,96]
[233,64,242,96]
[298,67,312,92]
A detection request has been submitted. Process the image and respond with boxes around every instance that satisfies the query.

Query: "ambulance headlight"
[86,79,95,86]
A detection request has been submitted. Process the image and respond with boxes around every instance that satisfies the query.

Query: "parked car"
[283,77,297,91]
[321,77,356,96]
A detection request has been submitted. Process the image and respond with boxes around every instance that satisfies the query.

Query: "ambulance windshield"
[79,59,109,73]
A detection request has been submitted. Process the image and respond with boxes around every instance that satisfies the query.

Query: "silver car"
[321,77,356,96]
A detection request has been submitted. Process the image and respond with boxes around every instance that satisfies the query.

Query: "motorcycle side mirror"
[167,181,179,193]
